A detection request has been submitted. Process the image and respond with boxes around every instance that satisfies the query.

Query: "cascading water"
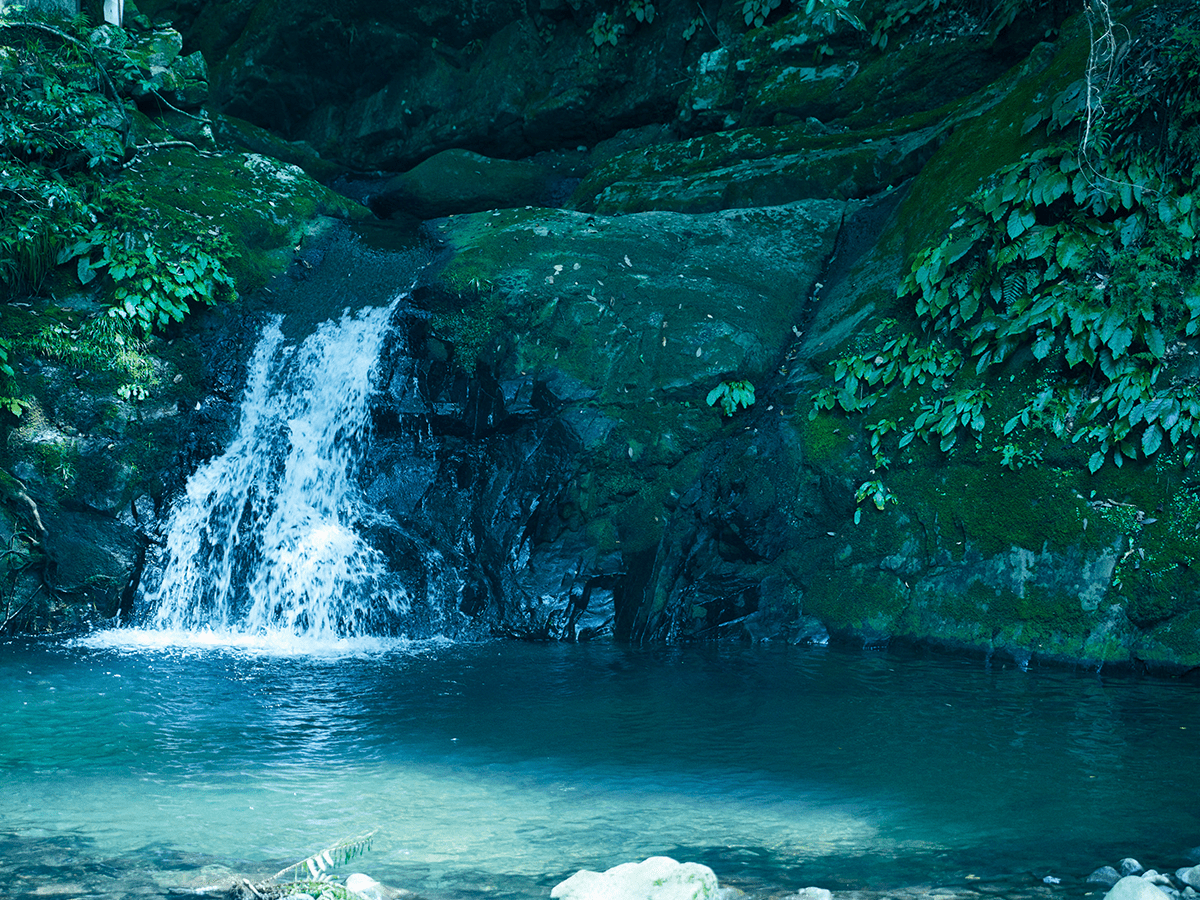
[134,297,424,648]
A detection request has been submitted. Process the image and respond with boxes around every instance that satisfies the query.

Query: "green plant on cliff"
[0,7,237,407]
[744,0,864,37]
[814,5,1200,513]
[587,1,658,50]
[707,379,756,417]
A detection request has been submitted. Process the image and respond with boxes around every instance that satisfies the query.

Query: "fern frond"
[272,831,378,883]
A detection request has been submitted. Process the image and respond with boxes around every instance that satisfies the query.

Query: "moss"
[797,408,860,470]
[1137,609,1200,668]
[428,288,506,373]
[892,458,1087,558]
[802,566,909,632]
[893,15,1090,262]
[571,115,941,214]
[117,147,366,292]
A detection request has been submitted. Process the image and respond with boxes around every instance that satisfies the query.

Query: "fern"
[272,831,377,883]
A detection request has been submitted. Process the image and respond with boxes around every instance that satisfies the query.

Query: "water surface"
[1,639,1198,899]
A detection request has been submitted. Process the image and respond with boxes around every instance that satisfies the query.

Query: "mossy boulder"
[115,145,368,291]
[570,117,942,214]
[373,148,585,219]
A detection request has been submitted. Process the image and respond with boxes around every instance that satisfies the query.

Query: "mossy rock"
[570,118,942,215]
[115,146,369,292]
[1136,609,1200,671]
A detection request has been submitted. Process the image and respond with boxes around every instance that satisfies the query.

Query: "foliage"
[743,0,786,28]
[588,1,656,50]
[30,309,153,382]
[627,0,655,24]
[707,380,756,417]
[813,5,1200,498]
[272,831,377,883]
[0,7,236,410]
[743,0,864,34]
[868,0,1044,50]
[854,478,896,523]
[588,12,623,48]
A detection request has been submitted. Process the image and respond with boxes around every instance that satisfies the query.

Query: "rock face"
[9,0,1200,676]
[365,200,841,639]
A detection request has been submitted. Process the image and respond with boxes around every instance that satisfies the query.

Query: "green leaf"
[1141,424,1163,457]
[1006,208,1028,240]
[1107,325,1134,358]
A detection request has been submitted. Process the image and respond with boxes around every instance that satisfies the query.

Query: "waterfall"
[136,299,415,647]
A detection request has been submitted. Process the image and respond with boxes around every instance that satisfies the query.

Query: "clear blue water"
[2,638,1199,899]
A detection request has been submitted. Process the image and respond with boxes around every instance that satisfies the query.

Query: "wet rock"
[393,199,841,638]
[1105,876,1170,900]
[345,872,416,900]
[1178,868,1200,890]
[551,856,719,900]
[1123,861,1147,877]
[1088,867,1122,888]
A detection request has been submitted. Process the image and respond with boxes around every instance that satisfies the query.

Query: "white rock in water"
[792,888,833,900]
[345,873,403,900]
[551,856,720,900]
[1179,867,1200,890]
[1104,875,1172,900]
[1123,860,1147,877]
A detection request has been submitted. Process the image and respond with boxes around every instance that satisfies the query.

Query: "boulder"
[1105,876,1170,900]
[345,872,415,900]
[551,857,719,900]
[569,119,942,215]
[1088,867,1123,888]
[1178,868,1200,891]
[372,149,583,219]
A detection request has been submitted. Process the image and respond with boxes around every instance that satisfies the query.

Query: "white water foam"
[88,300,416,654]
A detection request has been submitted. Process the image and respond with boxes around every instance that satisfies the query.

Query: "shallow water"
[1,638,1198,899]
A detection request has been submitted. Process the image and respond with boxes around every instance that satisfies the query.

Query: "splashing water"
[132,301,409,649]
